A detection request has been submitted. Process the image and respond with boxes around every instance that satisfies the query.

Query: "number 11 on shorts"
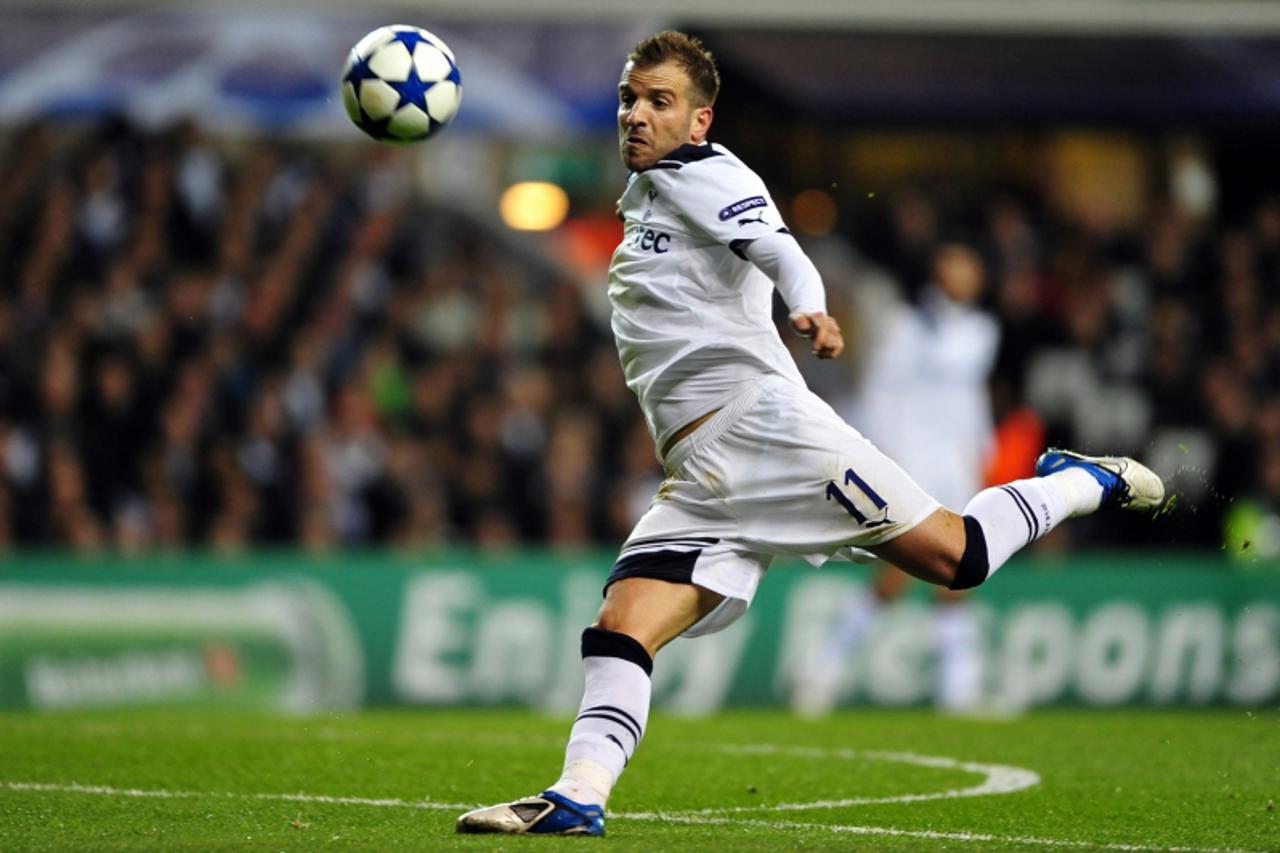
[826,468,892,527]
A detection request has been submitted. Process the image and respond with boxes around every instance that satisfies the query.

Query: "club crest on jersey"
[718,196,767,221]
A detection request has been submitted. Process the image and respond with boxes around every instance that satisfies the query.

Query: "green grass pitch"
[0,708,1275,851]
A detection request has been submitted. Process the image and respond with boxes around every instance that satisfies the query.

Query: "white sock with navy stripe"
[550,628,652,807]
[961,468,1103,581]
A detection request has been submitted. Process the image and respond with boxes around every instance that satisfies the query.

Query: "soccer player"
[794,243,1000,715]
[457,31,1164,837]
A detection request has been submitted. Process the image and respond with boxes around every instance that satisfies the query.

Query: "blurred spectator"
[0,117,1275,555]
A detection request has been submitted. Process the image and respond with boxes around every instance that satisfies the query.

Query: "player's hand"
[789,311,844,359]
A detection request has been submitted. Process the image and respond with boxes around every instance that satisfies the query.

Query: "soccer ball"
[341,25,462,144]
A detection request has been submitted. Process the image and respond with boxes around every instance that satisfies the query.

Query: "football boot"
[1035,449,1165,511]
[456,790,605,836]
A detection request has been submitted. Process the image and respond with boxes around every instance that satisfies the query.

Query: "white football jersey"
[608,142,808,452]
[845,287,1000,509]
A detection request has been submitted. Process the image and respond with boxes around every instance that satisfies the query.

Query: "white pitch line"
[2,781,470,812]
[1,780,1258,853]
[685,744,1041,812]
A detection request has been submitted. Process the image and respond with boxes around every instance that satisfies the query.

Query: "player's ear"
[690,105,713,143]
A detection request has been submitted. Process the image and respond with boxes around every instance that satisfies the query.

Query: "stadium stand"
[0,117,1275,553]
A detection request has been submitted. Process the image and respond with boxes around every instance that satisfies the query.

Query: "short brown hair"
[628,31,720,107]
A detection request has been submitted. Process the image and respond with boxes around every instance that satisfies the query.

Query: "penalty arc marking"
[666,743,1042,813]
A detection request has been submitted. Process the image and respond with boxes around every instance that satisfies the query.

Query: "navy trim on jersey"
[646,142,723,171]
[728,238,754,260]
[728,227,794,261]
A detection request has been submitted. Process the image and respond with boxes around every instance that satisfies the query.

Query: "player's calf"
[877,450,1165,592]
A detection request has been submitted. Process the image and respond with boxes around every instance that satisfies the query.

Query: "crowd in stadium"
[0,119,1276,553]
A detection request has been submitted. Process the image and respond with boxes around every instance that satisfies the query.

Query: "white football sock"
[551,628,652,807]
[962,469,1102,581]
[1051,466,1107,517]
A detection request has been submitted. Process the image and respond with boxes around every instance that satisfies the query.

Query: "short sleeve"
[647,148,784,250]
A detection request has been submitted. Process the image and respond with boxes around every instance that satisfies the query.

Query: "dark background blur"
[0,1,1277,559]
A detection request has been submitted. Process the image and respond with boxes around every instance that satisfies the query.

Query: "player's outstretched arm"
[742,232,844,359]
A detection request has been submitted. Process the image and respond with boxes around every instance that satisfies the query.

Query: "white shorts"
[605,374,939,637]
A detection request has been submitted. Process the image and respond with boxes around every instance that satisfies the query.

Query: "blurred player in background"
[793,243,999,716]
[458,30,1164,837]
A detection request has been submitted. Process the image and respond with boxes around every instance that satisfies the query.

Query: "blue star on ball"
[392,29,430,54]
[343,54,380,94]
[388,66,434,112]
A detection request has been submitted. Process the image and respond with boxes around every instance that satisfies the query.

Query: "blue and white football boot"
[1035,449,1165,511]
[456,790,605,836]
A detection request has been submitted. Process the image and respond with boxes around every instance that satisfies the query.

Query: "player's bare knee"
[591,608,627,636]
[593,604,634,637]
[906,551,962,588]
[879,537,963,587]
[592,605,661,659]
[937,553,963,587]
[909,517,990,589]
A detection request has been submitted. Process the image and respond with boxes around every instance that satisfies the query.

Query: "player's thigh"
[595,577,725,657]
[709,385,940,554]
[867,507,966,586]
[603,474,762,650]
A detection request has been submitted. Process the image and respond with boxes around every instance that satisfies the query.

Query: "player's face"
[618,60,712,170]
[935,245,986,304]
